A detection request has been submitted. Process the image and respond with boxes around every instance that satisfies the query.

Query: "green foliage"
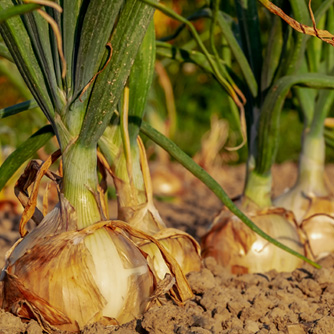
[0,125,54,191]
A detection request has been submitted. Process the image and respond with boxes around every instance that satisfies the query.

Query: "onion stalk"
[2,199,154,332]
[274,131,332,223]
[200,0,334,272]
[98,19,201,280]
[2,152,193,332]
[201,0,316,273]
[201,70,334,271]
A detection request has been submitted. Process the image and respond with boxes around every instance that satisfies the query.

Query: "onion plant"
[0,1,195,331]
[200,0,334,273]
[274,6,334,260]
[145,0,334,273]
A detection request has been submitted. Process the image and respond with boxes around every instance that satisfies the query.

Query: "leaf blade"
[78,0,156,146]
[128,20,156,143]
[0,100,38,119]
[0,125,55,191]
[0,3,39,22]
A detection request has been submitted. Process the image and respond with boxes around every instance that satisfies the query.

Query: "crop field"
[1,1,334,333]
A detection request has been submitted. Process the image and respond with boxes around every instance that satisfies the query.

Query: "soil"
[1,161,334,334]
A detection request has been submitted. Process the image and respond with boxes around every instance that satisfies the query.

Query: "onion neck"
[243,170,272,209]
[296,131,328,195]
[114,143,147,208]
[62,142,101,228]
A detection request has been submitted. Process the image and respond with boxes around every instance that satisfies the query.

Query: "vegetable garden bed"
[1,0,334,333]
[1,162,334,334]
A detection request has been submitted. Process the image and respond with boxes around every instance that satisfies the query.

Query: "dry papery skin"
[2,162,334,333]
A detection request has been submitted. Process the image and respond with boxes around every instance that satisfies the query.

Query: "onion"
[201,201,304,274]
[131,140,202,278]
[2,199,154,332]
[117,188,202,279]
[299,196,334,259]
[150,163,184,197]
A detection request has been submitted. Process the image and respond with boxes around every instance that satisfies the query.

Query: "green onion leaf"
[0,3,39,23]
[0,100,38,119]
[0,125,54,191]
[257,74,334,175]
[128,20,156,143]
[78,0,156,146]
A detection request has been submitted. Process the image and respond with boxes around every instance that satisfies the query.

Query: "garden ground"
[1,162,334,334]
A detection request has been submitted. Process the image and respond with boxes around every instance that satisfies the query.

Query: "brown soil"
[1,162,334,334]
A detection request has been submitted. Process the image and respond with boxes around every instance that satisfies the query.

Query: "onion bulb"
[201,201,304,274]
[1,198,153,332]
[118,197,202,279]
[300,197,334,259]
[150,163,184,197]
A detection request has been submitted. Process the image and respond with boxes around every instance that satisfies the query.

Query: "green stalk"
[234,0,262,87]
[243,171,272,208]
[99,120,147,209]
[78,0,156,146]
[261,12,283,91]
[99,24,156,218]
[256,74,334,177]
[0,3,55,125]
[295,133,328,195]
[0,41,12,61]
[309,86,334,138]
[0,3,39,22]
[62,142,101,228]
[0,100,37,119]
[294,88,334,195]
[216,9,257,96]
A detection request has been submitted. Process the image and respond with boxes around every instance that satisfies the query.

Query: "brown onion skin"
[201,206,304,274]
[2,206,155,332]
[302,212,334,260]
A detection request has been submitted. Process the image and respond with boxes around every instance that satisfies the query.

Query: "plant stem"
[296,131,328,195]
[244,170,272,208]
[115,144,147,208]
[62,142,101,228]
[296,86,334,194]
[0,3,40,22]
[99,123,147,208]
